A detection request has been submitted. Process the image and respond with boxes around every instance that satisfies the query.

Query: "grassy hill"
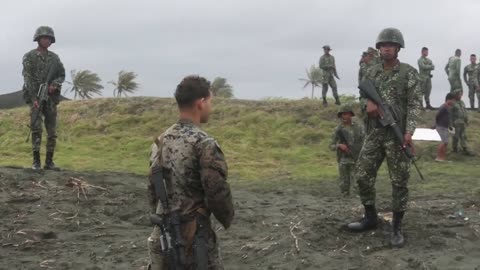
[1,96,479,186]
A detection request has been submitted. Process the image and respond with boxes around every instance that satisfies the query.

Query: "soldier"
[451,89,474,156]
[367,47,381,65]
[445,49,463,92]
[463,54,479,109]
[347,28,422,248]
[22,26,65,170]
[319,45,341,106]
[329,104,365,196]
[417,47,435,109]
[147,75,235,270]
[358,52,372,84]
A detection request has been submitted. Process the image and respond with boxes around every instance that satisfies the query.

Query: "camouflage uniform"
[445,56,462,92]
[463,63,479,109]
[356,61,422,212]
[451,98,470,152]
[148,119,234,270]
[417,56,435,107]
[329,120,365,195]
[319,53,340,103]
[22,49,65,153]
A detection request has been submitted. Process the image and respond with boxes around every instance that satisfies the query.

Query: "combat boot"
[334,97,341,105]
[463,148,475,156]
[426,102,434,110]
[347,205,378,232]
[32,151,41,170]
[322,98,328,107]
[391,211,405,248]
[44,151,60,170]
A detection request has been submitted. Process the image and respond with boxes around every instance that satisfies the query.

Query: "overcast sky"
[1,0,479,105]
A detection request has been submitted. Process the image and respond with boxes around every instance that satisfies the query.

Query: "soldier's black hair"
[175,75,211,108]
[471,54,476,57]
[422,47,428,51]
[445,93,455,101]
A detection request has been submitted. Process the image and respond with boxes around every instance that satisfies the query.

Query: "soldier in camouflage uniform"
[358,52,372,84]
[22,26,65,170]
[319,45,341,106]
[329,104,365,196]
[445,49,463,92]
[463,54,479,109]
[367,47,381,65]
[450,89,474,156]
[147,76,235,270]
[417,47,435,109]
[347,28,422,248]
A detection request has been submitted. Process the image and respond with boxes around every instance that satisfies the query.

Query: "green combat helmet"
[337,104,355,117]
[375,28,404,49]
[33,26,55,43]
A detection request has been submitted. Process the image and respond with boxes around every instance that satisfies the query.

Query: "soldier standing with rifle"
[147,75,234,270]
[347,28,422,248]
[22,26,65,170]
[319,45,341,106]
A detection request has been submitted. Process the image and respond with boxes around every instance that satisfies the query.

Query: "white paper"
[412,128,442,142]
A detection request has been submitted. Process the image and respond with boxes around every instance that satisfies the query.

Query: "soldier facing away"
[463,54,479,109]
[445,49,463,92]
[319,45,341,106]
[450,89,474,156]
[329,104,365,196]
[358,51,372,84]
[347,28,422,248]
[417,47,435,109]
[22,26,65,170]
[147,76,235,270]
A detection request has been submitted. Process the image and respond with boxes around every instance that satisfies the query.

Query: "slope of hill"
[0,90,69,109]
[0,96,479,182]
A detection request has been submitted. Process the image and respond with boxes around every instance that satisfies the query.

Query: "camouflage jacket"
[151,119,234,229]
[417,56,435,79]
[319,54,337,78]
[451,100,469,125]
[463,64,479,86]
[22,49,65,104]
[358,62,371,84]
[329,121,365,164]
[363,61,422,134]
[445,56,461,80]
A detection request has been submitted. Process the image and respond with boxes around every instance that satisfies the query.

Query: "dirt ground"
[1,167,479,270]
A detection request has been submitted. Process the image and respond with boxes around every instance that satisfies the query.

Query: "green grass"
[1,96,479,190]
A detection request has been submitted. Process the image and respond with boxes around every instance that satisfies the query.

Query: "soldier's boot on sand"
[347,205,378,232]
[44,151,60,170]
[322,98,328,107]
[32,151,41,170]
[391,211,405,248]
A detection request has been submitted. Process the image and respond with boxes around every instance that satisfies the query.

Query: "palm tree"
[66,70,104,99]
[299,65,323,99]
[109,71,139,97]
[210,77,234,98]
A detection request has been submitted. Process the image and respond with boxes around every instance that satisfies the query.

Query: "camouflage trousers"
[30,102,57,152]
[420,77,432,104]
[448,78,463,92]
[467,83,479,109]
[355,128,410,212]
[322,75,339,100]
[338,162,355,195]
[452,123,469,151]
[147,221,223,270]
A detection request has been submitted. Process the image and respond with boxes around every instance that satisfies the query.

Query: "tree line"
[66,70,234,99]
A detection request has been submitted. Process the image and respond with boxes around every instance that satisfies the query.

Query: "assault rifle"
[358,80,425,181]
[25,63,57,143]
